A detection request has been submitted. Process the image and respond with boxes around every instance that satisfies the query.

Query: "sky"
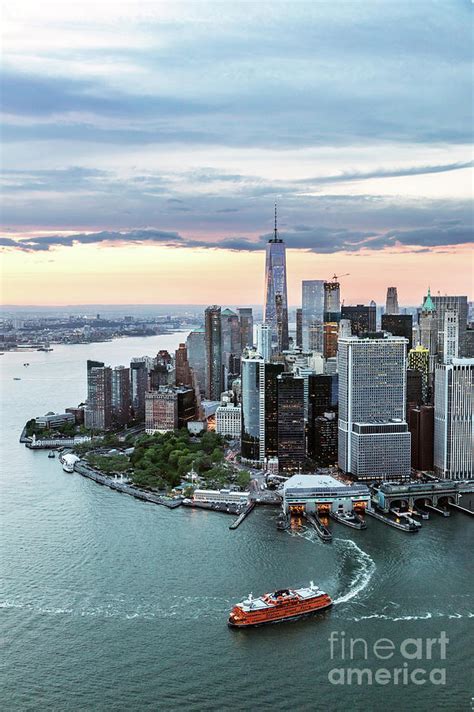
[1,0,473,307]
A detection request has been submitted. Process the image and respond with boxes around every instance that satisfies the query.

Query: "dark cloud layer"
[2,221,471,255]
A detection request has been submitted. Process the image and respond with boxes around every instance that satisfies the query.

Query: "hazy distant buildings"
[338,335,411,481]
[434,358,473,479]
[385,287,399,315]
[302,280,325,352]
[205,305,223,400]
[263,207,289,352]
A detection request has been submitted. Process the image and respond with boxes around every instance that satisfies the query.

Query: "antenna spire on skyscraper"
[274,202,278,241]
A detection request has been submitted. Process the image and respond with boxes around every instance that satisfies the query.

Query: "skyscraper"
[427,293,468,359]
[324,281,341,322]
[385,287,399,315]
[241,351,263,462]
[341,304,376,336]
[263,205,289,352]
[434,358,473,479]
[111,365,130,426]
[443,309,459,364]
[175,343,193,387]
[85,361,112,431]
[408,345,430,403]
[409,405,434,472]
[256,323,272,362]
[238,308,254,350]
[130,359,149,421]
[295,308,303,348]
[204,305,223,400]
[382,313,413,349]
[338,335,411,481]
[277,372,305,472]
[258,362,285,462]
[186,327,206,393]
[302,280,325,351]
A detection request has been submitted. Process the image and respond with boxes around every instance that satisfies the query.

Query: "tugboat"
[48,451,56,459]
[228,581,332,628]
[276,512,289,530]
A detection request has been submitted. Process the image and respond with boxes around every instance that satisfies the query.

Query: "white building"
[282,474,370,514]
[338,335,411,481]
[434,358,473,479]
[215,402,242,438]
[193,489,250,504]
[443,309,459,365]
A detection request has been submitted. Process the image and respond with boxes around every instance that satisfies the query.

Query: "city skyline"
[1,2,472,306]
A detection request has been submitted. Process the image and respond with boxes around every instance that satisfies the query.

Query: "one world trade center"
[263,205,289,353]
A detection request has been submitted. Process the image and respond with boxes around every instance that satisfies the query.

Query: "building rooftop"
[283,474,342,490]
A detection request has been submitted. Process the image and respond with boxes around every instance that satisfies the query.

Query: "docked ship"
[228,581,332,628]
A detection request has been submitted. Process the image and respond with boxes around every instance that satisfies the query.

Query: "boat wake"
[332,538,376,605]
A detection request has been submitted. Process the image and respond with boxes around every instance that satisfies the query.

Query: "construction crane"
[328,273,350,282]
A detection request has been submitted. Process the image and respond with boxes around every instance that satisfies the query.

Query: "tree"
[237,470,251,490]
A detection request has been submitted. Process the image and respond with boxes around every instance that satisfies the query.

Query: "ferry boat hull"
[228,601,332,628]
[228,583,332,628]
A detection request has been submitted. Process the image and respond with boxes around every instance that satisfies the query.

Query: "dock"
[304,512,332,542]
[449,502,474,517]
[229,502,256,530]
[425,504,450,517]
[365,507,420,532]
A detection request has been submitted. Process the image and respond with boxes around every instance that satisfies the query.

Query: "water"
[1,335,472,711]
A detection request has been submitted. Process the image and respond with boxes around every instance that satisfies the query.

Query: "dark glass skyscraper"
[341,304,376,336]
[277,373,305,471]
[264,205,288,352]
[204,305,222,400]
[238,308,254,350]
[382,313,413,349]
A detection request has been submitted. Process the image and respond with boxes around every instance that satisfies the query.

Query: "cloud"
[2,221,471,255]
[2,229,184,252]
[295,161,474,186]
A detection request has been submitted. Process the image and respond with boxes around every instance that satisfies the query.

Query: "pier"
[229,502,255,530]
[425,504,450,517]
[365,507,420,532]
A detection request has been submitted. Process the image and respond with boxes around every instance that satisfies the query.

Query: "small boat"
[229,581,332,628]
[48,451,56,458]
[13,377,21,381]
[23,363,30,367]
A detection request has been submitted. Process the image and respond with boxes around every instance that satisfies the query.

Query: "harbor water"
[1,334,473,711]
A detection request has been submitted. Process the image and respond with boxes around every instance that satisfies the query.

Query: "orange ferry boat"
[228,581,332,628]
